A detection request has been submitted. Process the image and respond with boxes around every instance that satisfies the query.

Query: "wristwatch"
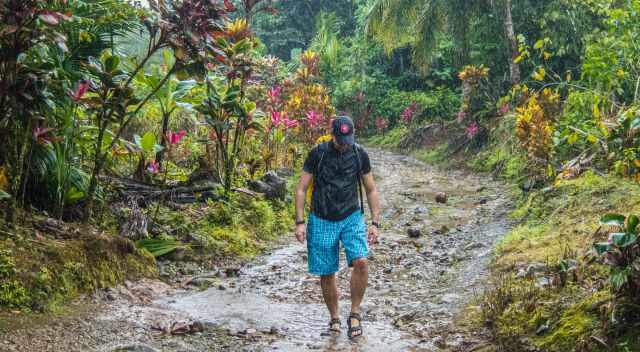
[371,221,381,228]
[296,220,306,225]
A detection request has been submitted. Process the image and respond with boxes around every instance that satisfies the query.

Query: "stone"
[414,206,428,214]
[435,192,448,204]
[526,263,547,277]
[248,172,287,200]
[113,344,159,352]
[248,180,271,194]
[275,168,295,178]
[407,228,422,238]
[189,277,216,288]
[225,267,240,277]
[536,324,549,335]
[464,242,483,251]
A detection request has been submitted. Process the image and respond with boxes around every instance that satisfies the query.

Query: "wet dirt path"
[0,149,511,352]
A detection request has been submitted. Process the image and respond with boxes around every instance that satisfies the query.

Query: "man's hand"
[295,223,307,243]
[368,225,379,245]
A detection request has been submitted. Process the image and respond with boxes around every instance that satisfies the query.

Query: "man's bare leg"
[350,258,368,313]
[321,274,339,320]
[349,258,368,337]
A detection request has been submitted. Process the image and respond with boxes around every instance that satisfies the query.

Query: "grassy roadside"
[0,187,294,314]
[368,119,640,351]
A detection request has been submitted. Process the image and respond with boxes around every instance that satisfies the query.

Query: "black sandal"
[321,318,341,336]
[347,312,363,339]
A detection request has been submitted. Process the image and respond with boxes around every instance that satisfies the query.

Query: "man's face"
[332,136,351,153]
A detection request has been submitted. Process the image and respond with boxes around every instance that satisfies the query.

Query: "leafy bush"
[375,88,458,128]
[593,214,640,298]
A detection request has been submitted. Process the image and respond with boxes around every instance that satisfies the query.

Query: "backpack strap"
[315,142,330,176]
[353,144,365,215]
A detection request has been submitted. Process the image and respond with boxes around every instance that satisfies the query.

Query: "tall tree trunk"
[84,121,107,222]
[156,110,170,166]
[504,0,520,85]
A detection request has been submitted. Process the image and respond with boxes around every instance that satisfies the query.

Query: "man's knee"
[351,258,368,272]
[320,274,336,283]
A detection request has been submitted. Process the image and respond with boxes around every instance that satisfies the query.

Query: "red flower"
[67,80,89,102]
[166,130,187,145]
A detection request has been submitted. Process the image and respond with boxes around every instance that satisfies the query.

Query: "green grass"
[475,171,640,352]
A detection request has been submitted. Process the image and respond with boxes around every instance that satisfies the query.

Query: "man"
[294,116,381,339]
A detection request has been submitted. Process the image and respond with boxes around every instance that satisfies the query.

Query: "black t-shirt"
[303,142,372,221]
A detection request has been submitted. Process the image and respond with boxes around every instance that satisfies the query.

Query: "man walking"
[294,116,381,338]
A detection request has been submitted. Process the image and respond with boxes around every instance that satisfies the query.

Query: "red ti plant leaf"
[224,0,237,12]
[39,11,61,26]
[33,127,55,145]
[67,80,90,102]
[166,130,187,146]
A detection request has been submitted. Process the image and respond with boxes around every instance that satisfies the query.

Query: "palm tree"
[366,0,520,83]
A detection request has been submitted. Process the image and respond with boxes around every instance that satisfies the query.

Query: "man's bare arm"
[295,171,313,221]
[294,171,313,243]
[362,172,381,224]
[362,172,380,222]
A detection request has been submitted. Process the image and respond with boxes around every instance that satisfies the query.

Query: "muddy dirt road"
[1,149,511,352]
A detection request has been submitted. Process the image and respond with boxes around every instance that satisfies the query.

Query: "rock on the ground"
[248,171,287,200]
[407,228,422,238]
[526,263,547,277]
[113,344,159,352]
[435,192,448,204]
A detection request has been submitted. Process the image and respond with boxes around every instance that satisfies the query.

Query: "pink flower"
[166,130,187,145]
[465,122,480,138]
[147,161,159,174]
[67,80,89,102]
[305,110,323,128]
[457,111,467,123]
[499,104,510,115]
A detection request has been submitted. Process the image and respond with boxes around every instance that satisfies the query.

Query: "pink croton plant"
[166,130,187,146]
[305,110,323,129]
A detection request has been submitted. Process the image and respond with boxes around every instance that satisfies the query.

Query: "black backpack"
[313,142,365,214]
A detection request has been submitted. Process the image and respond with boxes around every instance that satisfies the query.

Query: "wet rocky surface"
[0,149,511,352]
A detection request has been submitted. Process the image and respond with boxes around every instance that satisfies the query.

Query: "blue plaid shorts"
[307,210,368,276]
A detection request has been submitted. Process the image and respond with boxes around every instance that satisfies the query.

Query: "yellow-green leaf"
[567,133,579,145]
[534,39,545,50]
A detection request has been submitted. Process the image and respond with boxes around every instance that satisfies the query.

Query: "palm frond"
[365,0,417,54]
[136,238,189,257]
